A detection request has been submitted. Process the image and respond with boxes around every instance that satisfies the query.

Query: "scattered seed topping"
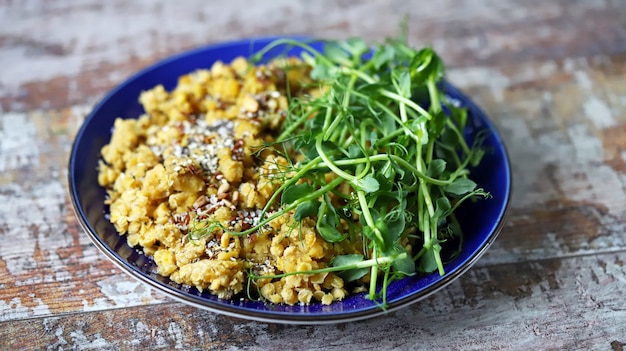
[227,209,263,231]
[151,118,236,177]
[205,239,236,259]
[252,259,276,276]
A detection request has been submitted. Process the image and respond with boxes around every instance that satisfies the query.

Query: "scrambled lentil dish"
[98,57,362,305]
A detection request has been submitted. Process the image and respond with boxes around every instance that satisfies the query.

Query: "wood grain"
[1,0,626,349]
[2,0,625,111]
[1,251,624,350]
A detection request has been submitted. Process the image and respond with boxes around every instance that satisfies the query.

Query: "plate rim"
[68,36,512,324]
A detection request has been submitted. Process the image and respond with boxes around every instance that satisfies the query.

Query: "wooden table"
[1,1,625,349]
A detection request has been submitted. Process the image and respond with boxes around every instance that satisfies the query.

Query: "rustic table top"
[1,0,625,350]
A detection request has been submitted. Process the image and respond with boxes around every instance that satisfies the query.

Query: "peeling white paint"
[246,254,626,350]
[69,330,112,350]
[0,296,50,322]
[31,297,51,315]
[545,232,566,256]
[561,124,625,215]
[587,232,625,250]
[568,124,604,163]
[45,326,70,351]
[499,117,571,208]
[82,275,161,311]
[0,297,31,322]
[81,297,114,312]
[502,117,625,217]
[98,277,152,304]
[129,321,150,347]
[0,111,39,172]
[0,0,369,94]
[538,62,562,80]
[574,70,593,91]
[583,96,615,129]
[0,180,73,284]
[167,322,185,349]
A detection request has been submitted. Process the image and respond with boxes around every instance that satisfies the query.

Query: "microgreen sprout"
[192,35,490,308]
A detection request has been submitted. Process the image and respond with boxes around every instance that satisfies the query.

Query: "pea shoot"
[193,36,490,308]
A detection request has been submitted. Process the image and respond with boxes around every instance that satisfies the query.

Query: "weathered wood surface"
[1,0,625,350]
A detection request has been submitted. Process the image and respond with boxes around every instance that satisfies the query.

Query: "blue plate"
[68,37,511,324]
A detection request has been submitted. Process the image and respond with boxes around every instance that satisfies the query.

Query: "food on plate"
[98,37,489,307]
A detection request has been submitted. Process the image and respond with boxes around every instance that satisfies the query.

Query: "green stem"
[277,104,322,142]
[373,128,405,148]
[258,156,323,221]
[356,189,384,300]
[369,246,380,300]
[309,153,468,186]
[315,137,358,182]
[446,119,471,156]
[321,91,336,132]
[223,176,345,237]
[427,79,441,115]
[324,75,358,141]
[379,90,432,120]
[425,79,439,165]
[249,252,409,279]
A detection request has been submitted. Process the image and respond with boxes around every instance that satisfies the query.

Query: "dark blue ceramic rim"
[68,36,512,324]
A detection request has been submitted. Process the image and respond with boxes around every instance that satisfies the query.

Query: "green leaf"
[338,267,369,282]
[470,148,486,167]
[310,61,336,80]
[332,254,364,267]
[375,210,405,251]
[385,211,406,240]
[293,132,319,160]
[449,219,462,239]
[300,51,316,66]
[435,196,452,215]
[444,178,477,196]
[410,47,444,83]
[410,118,429,145]
[320,140,339,155]
[325,43,351,65]
[358,209,385,248]
[361,226,382,247]
[433,197,451,218]
[294,200,321,221]
[419,247,438,273]
[345,38,369,57]
[316,197,346,242]
[392,251,416,275]
[348,144,362,158]
[376,168,394,192]
[381,243,415,276]
[374,45,396,70]
[281,183,315,205]
[428,109,447,139]
[368,130,379,146]
[302,147,319,161]
[317,214,346,242]
[449,105,468,129]
[368,208,381,223]
[427,159,446,177]
[356,175,380,193]
[397,71,412,98]
[333,254,369,282]
[389,157,406,179]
